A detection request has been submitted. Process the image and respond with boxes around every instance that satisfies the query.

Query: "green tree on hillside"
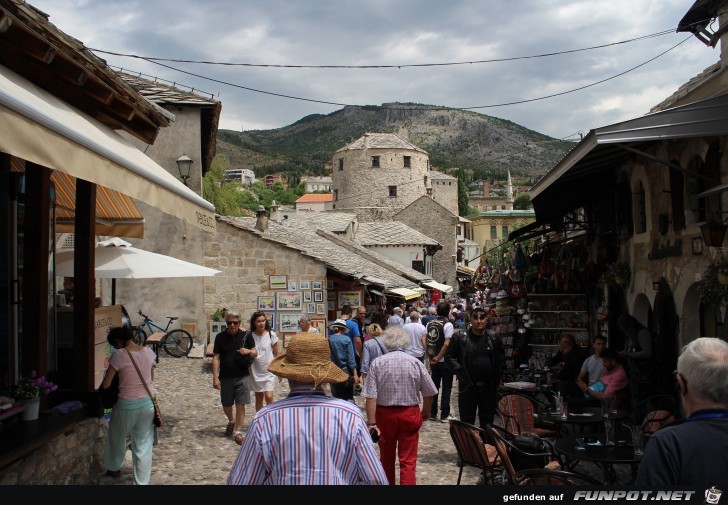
[203,156,251,216]
[457,174,469,216]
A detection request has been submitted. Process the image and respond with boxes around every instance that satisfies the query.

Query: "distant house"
[295,193,333,212]
[466,209,536,252]
[225,168,256,186]
[265,173,286,187]
[304,175,332,192]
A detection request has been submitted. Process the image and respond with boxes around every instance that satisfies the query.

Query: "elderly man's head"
[379,326,411,351]
[676,337,728,413]
[299,315,311,331]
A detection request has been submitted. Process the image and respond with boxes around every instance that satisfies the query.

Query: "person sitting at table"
[634,337,728,488]
[549,334,584,399]
[575,348,629,408]
[578,335,606,386]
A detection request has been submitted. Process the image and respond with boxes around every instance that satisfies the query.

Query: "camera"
[369,427,379,443]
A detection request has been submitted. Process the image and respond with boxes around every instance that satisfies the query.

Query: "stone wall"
[0,418,103,484]
[204,220,328,333]
[430,178,459,216]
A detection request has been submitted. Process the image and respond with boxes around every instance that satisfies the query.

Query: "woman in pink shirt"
[100,326,157,485]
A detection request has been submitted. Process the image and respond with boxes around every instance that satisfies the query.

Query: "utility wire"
[88,29,675,69]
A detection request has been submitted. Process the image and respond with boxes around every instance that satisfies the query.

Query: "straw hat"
[329,318,349,333]
[267,333,349,387]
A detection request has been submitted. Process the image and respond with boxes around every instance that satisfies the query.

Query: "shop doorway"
[652,280,679,397]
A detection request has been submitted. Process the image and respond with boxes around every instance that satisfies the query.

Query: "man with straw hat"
[227,333,387,485]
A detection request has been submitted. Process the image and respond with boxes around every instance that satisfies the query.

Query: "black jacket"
[445,326,505,390]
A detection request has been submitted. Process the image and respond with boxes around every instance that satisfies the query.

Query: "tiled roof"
[118,72,219,106]
[219,216,424,290]
[335,133,427,154]
[281,211,357,233]
[295,193,333,203]
[429,170,457,180]
[355,222,440,247]
[650,62,723,112]
[304,176,332,182]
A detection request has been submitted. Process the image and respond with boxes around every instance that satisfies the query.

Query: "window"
[338,158,344,171]
[388,185,397,197]
[403,156,411,168]
[490,226,497,239]
[502,226,509,238]
[334,189,338,201]
[372,156,380,168]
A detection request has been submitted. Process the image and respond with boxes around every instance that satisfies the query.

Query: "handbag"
[127,349,163,428]
[99,372,119,409]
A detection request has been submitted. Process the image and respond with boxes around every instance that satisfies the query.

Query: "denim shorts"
[220,376,251,407]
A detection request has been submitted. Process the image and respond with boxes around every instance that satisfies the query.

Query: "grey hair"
[224,310,241,321]
[409,311,420,321]
[299,315,310,323]
[379,326,411,351]
[428,306,436,315]
[677,337,728,404]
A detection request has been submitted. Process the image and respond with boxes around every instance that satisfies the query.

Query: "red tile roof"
[296,193,333,203]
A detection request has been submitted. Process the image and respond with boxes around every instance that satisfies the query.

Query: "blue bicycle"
[132,310,193,357]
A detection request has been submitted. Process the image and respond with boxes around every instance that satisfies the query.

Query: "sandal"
[225,421,235,437]
[233,431,244,445]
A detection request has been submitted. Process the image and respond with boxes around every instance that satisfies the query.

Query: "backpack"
[426,317,447,358]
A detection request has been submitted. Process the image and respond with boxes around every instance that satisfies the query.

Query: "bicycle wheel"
[133,327,148,346]
[162,329,193,357]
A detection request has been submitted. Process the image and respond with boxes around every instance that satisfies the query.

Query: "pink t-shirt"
[109,347,157,400]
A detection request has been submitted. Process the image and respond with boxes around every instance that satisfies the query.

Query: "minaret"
[506,170,514,210]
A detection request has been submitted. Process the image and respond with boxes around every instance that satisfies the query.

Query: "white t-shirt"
[403,321,427,358]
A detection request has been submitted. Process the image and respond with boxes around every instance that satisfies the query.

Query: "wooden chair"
[497,393,560,438]
[630,394,677,439]
[486,424,563,485]
[448,419,502,485]
[514,468,602,485]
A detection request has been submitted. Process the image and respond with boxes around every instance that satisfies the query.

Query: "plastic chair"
[514,468,602,485]
[486,424,562,485]
[448,419,502,485]
[497,393,560,438]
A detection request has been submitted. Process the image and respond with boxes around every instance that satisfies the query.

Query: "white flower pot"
[22,397,40,421]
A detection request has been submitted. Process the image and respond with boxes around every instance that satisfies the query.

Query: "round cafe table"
[537,406,604,429]
[554,432,641,484]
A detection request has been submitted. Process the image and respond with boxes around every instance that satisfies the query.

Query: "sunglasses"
[226,321,241,325]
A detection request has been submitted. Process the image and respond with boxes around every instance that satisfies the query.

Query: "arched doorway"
[653,279,679,397]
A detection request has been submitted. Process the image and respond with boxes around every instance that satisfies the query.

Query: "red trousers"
[375,405,423,485]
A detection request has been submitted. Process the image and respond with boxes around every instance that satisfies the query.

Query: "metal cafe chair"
[448,419,502,485]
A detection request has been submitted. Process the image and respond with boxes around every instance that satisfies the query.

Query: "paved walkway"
[99,348,631,485]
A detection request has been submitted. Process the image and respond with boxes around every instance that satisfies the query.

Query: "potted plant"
[599,262,631,289]
[13,371,58,421]
[699,254,728,304]
[211,306,228,322]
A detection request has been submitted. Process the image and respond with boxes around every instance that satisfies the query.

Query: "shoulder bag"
[127,349,163,428]
[99,369,119,409]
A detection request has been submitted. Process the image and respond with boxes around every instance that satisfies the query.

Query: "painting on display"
[277,292,302,310]
[312,281,323,290]
[327,301,335,311]
[269,275,287,290]
[316,303,326,314]
[282,333,297,348]
[303,291,312,303]
[262,311,275,331]
[327,291,334,300]
[306,302,316,314]
[338,291,361,309]
[313,291,324,302]
[279,313,304,333]
[288,281,298,291]
[299,281,311,290]
[257,295,275,310]
[310,319,326,333]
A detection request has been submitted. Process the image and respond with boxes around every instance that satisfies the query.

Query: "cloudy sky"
[30,0,720,139]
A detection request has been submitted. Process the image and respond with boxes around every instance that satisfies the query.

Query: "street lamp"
[176,154,193,186]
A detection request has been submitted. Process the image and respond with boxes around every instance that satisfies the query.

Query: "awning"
[53,171,145,238]
[369,289,384,297]
[0,64,216,233]
[457,264,477,276]
[421,280,453,293]
[386,287,422,300]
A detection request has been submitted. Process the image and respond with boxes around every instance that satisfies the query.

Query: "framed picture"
[299,280,311,290]
[314,291,324,302]
[303,291,312,303]
[279,313,304,333]
[317,303,326,314]
[326,279,334,290]
[282,333,297,349]
[327,301,335,311]
[312,281,323,290]
[327,291,334,300]
[269,275,287,290]
[338,290,361,309]
[288,280,297,291]
[310,319,326,333]
[307,302,316,313]
[277,292,302,310]
[257,295,275,310]
[262,311,275,331]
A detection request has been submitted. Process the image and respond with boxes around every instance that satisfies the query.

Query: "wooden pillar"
[21,163,51,375]
[74,179,95,393]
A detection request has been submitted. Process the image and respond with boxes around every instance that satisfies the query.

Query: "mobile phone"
[370,427,380,443]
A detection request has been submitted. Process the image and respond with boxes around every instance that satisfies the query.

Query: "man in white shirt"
[578,335,606,385]
[403,311,427,363]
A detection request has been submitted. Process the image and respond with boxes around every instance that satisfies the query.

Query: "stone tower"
[330,132,430,221]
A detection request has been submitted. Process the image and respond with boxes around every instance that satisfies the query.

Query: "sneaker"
[428,416,438,422]
[440,415,457,423]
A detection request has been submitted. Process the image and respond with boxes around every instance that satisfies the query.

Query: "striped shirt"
[227,389,387,485]
[361,351,438,406]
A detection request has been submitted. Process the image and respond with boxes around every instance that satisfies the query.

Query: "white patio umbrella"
[56,237,221,303]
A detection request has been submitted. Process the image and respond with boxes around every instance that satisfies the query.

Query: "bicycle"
[133,310,194,357]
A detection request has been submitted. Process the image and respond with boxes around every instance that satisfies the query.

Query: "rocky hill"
[216,103,574,180]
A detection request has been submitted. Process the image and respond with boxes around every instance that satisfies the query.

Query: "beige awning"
[421,280,453,293]
[0,64,215,233]
[386,287,422,300]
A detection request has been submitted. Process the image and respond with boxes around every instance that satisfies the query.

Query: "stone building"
[428,170,459,216]
[466,209,536,254]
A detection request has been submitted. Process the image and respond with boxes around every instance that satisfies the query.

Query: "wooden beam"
[73,179,95,394]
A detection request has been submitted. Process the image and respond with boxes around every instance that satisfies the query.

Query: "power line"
[88,29,675,69]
